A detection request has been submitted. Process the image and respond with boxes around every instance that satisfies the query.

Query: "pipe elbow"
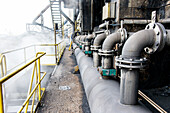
[102,32,121,50]
[93,33,107,46]
[86,34,94,42]
[122,29,156,58]
[80,35,86,42]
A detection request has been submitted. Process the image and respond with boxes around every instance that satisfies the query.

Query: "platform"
[37,49,91,113]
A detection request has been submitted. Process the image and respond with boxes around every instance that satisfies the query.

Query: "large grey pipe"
[120,29,156,105]
[93,33,107,67]
[73,43,150,113]
[101,32,121,69]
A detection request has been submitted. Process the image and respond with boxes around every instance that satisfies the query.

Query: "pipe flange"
[98,49,115,56]
[117,28,127,43]
[145,23,166,54]
[115,56,148,70]
[91,45,101,51]
[84,42,91,46]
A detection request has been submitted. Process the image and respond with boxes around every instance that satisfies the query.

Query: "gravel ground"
[37,49,91,113]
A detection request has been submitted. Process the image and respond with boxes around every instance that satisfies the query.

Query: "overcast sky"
[0,0,51,35]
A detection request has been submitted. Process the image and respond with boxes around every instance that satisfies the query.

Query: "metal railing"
[37,41,66,64]
[0,40,66,75]
[0,52,46,113]
[0,41,66,113]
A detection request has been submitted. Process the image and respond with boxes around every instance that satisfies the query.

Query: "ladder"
[49,0,62,34]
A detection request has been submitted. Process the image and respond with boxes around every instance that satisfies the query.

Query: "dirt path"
[37,49,91,113]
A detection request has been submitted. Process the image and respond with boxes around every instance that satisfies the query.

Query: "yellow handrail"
[0,53,45,83]
[0,52,46,113]
[0,54,7,112]
[0,40,66,72]
[20,72,46,113]
[0,39,66,113]
[0,54,7,77]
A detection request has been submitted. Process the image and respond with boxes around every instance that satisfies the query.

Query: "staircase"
[49,0,62,34]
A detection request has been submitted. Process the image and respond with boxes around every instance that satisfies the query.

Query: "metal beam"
[32,4,50,23]
[30,22,54,31]
[60,10,75,26]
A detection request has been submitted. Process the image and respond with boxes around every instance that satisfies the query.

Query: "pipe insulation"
[73,43,151,113]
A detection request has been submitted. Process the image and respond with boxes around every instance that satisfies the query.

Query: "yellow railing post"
[0,83,4,113]
[37,58,41,101]
[57,45,59,63]
[54,23,57,63]
[25,62,37,113]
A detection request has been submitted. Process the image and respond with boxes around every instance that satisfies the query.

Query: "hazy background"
[0,0,52,35]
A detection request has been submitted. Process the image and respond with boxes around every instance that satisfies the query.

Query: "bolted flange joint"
[91,45,101,51]
[98,49,115,56]
[84,41,91,46]
[115,56,148,70]
[117,28,127,43]
[144,23,166,54]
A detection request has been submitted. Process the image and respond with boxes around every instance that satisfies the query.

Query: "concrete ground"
[37,49,91,113]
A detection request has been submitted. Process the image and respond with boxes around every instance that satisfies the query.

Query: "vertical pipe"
[93,51,100,67]
[102,56,113,69]
[120,69,139,104]
[120,29,156,105]
[0,83,4,113]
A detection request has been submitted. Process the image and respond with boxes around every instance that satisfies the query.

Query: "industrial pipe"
[92,33,107,67]
[120,29,155,105]
[102,32,121,50]
[84,34,94,52]
[73,43,151,113]
[116,22,169,105]
[75,36,81,45]
[101,32,121,69]
[122,30,155,58]
[79,35,86,50]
